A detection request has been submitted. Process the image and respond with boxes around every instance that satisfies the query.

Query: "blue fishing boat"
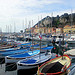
[5,50,40,64]
[17,50,52,74]
[0,49,29,58]
[41,46,53,52]
[0,43,40,59]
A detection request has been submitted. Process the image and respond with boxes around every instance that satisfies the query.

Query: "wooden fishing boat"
[17,51,52,74]
[5,50,40,65]
[38,55,71,75]
[68,65,75,75]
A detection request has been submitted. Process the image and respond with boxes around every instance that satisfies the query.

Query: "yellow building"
[63,25,75,33]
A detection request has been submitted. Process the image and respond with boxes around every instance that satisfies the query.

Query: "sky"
[0,0,75,32]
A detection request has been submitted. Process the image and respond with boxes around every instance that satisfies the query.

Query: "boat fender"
[56,54,58,57]
[61,65,66,72]
[54,47,56,50]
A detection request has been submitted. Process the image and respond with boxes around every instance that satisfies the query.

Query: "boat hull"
[5,50,40,64]
[17,59,51,75]
[17,53,52,75]
[38,55,71,75]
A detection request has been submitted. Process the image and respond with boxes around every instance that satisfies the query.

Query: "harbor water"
[0,53,75,75]
[0,42,75,75]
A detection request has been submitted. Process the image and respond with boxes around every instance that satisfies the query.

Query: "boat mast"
[32,20,33,45]
[8,25,9,34]
[40,15,42,51]
[38,16,41,59]
[14,22,16,33]
[51,13,53,35]
[61,14,65,59]
[70,9,73,36]
[22,20,24,32]
[25,18,27,37]
[29,21,31,42]
[6,25,7,33]
[0,28,2,44]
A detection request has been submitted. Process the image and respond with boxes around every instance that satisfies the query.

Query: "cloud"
[0,0,75,32]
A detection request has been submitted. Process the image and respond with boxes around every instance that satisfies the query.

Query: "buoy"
[56,54,58,57]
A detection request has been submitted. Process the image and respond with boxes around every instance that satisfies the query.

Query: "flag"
[39,35,42,39]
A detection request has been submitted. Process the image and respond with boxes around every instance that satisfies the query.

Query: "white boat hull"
[5,56,26,64]
[17,53,51,71]
[5,50,40,64]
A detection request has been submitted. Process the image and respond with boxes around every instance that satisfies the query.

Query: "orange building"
[32,27,56,34]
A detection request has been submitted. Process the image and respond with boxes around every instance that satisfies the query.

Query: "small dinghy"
[17,51,52,74]
[38,55,71,75]
[5,50,40,65]
[68,65,75,75]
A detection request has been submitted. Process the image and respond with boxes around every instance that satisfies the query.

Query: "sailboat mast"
[25,18,27,37]
[8,25,9,34]
[10,24,11,33]
[38,16,40,59]
[28,21,31,42]
[6,25,7,33]
[40,15,42,51]
[61,13,65,58]
[14,22,16,33]
[70,9,73,35]
[32,20,33,45]
[22,20,24,32]
[51,13,53,35]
